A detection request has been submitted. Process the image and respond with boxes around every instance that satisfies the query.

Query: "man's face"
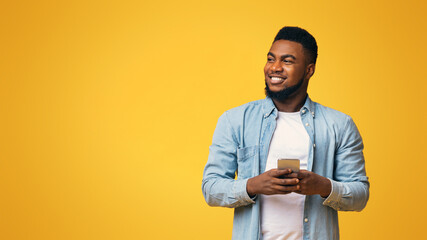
[264,40,311,100]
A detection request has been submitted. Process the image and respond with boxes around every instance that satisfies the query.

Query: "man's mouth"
[270,76,286,84]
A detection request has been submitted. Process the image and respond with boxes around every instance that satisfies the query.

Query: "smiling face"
[264,40,315,100]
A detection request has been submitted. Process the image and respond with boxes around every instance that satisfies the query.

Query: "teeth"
[271,77,283,81]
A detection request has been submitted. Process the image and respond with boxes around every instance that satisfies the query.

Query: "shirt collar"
[262,97,276,118]
[302,95,316,118]
[262,95,316,118]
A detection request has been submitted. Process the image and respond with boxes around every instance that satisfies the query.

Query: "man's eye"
[283,59,293,64]
[267,58,274,62]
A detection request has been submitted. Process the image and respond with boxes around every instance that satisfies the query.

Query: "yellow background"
[1,0,426,239]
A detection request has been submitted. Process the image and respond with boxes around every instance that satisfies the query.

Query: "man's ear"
[305,63,315,80]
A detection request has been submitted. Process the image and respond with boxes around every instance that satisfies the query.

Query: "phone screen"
[277,159,300,173]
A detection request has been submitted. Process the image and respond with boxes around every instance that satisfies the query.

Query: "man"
[202,26,369,240]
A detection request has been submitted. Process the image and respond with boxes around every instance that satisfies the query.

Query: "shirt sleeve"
[201,112,256,208]
[322,116,370,211]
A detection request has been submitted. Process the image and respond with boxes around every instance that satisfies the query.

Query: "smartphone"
[277,159,300,173]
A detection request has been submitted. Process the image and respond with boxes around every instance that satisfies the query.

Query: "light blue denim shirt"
[202,96,369,240]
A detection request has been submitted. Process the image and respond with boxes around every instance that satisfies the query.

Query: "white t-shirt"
[261,111,310,240]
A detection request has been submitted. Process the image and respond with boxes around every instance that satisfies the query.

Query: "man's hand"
[286,170,332,197]
[246,168,300,197]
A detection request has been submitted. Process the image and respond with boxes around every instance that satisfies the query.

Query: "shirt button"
[302,109,306,113]
[313,143,316,148]
[305,123,309,126]
[304,218,308,223]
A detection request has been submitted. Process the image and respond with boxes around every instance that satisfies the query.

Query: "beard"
[265,76,304,101]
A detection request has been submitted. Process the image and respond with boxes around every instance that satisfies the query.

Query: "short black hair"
[274,26,318,64]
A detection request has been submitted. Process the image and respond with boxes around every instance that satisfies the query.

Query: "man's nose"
[271,61,283,72]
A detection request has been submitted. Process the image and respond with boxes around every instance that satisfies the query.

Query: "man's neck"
[272,93,307,112]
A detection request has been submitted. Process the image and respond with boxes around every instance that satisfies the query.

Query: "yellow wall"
[1,0,426,239]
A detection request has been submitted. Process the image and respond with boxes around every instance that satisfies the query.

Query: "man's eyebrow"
[267,52,296,60]
[267,52,275,57]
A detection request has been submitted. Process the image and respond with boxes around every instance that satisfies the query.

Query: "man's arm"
[284,116,369,211]
[322,116,369,211]
[201,112,255,208]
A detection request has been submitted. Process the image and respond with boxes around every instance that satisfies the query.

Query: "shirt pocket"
[236,145,259,179]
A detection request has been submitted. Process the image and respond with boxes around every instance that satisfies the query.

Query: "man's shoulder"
[216,98,268,129]
[222,98,267,118]
[314,101,350,118]
[313,100,354,128]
